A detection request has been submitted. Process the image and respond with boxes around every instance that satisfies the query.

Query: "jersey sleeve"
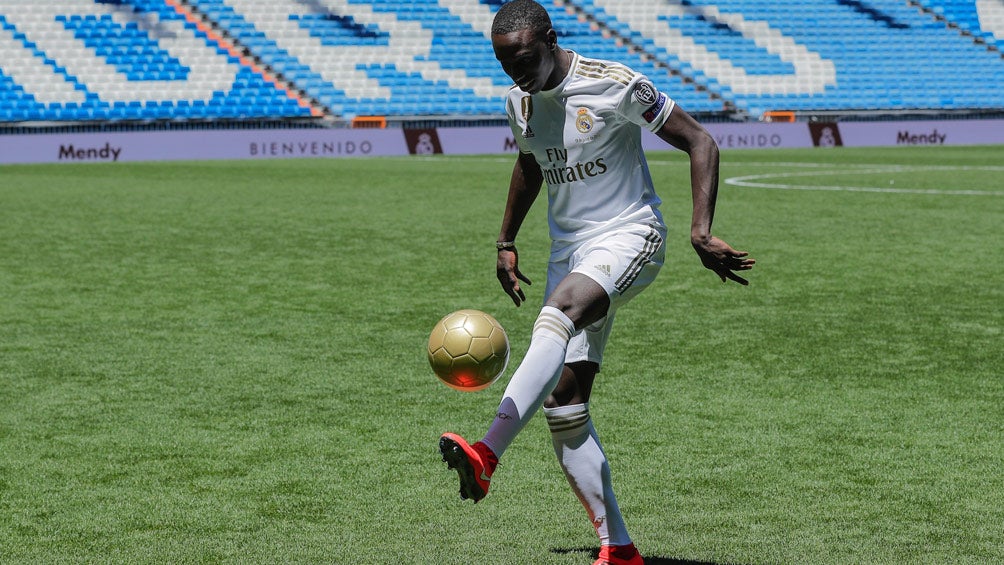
[616,75,676,133]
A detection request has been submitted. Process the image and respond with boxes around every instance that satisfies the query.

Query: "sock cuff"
[544,402,591,436]
[533,306,575,344]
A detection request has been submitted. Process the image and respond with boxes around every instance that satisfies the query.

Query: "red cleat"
[594,543,643,565]
[439,432,497,503]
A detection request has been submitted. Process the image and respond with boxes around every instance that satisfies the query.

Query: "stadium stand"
[576,0,1004,115]
[916,0,1004,50]
[1,0,1002,124]
[0,0,314,122]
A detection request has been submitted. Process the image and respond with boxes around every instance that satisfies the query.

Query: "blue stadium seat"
[0,0,312,122]
[1,0,1001,122]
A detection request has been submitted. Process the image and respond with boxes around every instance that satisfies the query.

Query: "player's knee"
[544,363,596,408]
[545,274,610,329]
[544,296,608,331]
[544,389,575,409]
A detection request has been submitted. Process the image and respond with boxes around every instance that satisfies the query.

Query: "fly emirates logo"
[541,147,608,185]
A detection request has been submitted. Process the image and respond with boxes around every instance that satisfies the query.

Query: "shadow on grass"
[550,546,728,565]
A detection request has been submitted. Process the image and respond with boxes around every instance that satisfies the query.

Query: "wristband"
[495,240,516,250]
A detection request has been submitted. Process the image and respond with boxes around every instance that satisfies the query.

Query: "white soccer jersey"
[505,51,675,258]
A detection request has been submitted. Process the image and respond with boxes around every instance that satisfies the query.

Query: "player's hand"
[692,235,755,285]
[497,248,532,306]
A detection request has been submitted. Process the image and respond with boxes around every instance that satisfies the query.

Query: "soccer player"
[439,1,755,563]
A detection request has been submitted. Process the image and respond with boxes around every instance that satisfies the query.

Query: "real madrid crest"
[575,108,594,134]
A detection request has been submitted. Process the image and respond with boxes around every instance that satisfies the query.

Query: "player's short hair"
[491,0,553,37]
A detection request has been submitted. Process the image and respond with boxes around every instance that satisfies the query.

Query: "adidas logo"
[594,264,611,277]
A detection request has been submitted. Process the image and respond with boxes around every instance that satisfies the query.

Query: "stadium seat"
[1,0,1002,123]
[0,0,313,122]
[579,0,1004,114]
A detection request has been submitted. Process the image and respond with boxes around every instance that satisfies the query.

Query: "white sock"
[544,403,632,547]
[480,306,574,458]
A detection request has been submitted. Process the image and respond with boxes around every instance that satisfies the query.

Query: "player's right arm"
[497,151,542,306]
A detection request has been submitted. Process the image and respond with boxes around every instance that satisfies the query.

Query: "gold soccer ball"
[427,309,510,392]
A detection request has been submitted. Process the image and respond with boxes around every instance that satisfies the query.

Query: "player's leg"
[544,350,636,559]
[545,396,644,565]
[440,223,663,505]
[479,272,609,458]
[543,225,665,564]
[441,271,609,502]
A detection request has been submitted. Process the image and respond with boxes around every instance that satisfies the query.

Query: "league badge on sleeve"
[633,80,668,124]
[632,81,659,106]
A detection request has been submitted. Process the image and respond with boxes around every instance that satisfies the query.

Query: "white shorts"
[544,223,666,368]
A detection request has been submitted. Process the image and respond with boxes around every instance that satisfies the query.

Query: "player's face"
[492,28,560,94]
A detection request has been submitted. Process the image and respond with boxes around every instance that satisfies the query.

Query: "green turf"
[0,145,1001,564]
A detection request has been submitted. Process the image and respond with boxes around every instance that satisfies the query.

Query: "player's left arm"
[655,106,755,285]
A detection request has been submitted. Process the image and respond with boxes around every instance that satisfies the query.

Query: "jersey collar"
[539,50,578,98]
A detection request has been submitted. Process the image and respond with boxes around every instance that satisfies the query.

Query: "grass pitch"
[0,145,1001,564]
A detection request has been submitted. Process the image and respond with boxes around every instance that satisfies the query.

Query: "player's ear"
[545,28,558,50]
